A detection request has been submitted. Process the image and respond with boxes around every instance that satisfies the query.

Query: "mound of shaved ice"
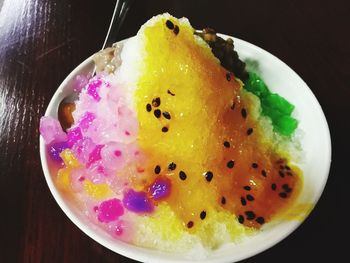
[40,13,303,256]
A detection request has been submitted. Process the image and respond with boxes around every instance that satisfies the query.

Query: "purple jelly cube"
[48,141,69,162]
[149,178,171,200]
[123,189,154,213]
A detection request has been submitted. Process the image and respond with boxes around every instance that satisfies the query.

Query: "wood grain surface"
[0,0,349,262]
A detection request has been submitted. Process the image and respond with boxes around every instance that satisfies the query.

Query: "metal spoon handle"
[102,0,134,50]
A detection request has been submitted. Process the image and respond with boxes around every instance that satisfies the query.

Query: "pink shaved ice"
[40,116,67,144]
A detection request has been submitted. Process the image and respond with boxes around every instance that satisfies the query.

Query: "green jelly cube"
[244,71,298,136]
[262,93,295,116]
[261,104,283,122]
[244,72,269,97]
[274,115,298,136]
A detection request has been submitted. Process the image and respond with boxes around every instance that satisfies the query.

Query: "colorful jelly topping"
[48,141,69,162]
[149,177,171,200]
[244,72,298,136]
[97,198,124,223]
[40,14,303,250]
[123,189,154,213]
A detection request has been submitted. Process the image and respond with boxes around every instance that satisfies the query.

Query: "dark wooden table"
[1,0,348,262]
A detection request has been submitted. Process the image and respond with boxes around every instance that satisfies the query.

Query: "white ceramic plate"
[40,35,331,263]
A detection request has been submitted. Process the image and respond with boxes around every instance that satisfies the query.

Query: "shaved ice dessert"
[40,14,304,256]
